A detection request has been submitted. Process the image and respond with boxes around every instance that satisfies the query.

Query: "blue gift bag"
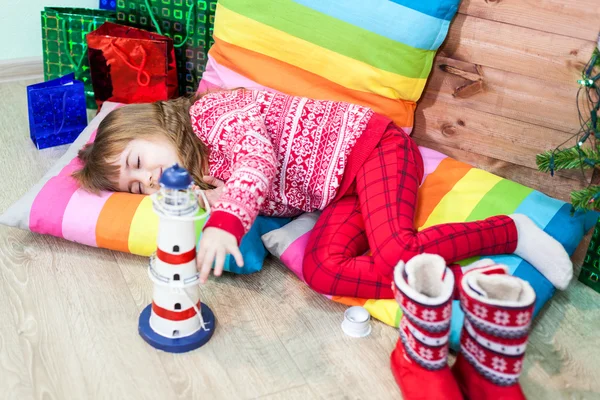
[99,0,116,10]
[27,73,88,149]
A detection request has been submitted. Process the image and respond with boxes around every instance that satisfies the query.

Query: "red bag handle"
[110,41,151,87]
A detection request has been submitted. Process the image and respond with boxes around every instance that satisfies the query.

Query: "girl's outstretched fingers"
[213,248,226,277]
[196,227,242,283]
[198,246,216,284]
[229,245,244,268]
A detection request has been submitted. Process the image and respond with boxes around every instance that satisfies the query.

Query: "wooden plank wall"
[414,0,600,201]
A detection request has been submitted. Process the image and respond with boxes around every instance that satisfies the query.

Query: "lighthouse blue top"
[159,164,193,190]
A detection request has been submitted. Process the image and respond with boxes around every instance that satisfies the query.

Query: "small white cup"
[341,306,372,338]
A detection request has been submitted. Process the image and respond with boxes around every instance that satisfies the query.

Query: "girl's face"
[115,136,181,195]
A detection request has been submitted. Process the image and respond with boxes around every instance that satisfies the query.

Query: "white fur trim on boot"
[462,264,536,309]
[509,214,573,290]
[394,254,454,306]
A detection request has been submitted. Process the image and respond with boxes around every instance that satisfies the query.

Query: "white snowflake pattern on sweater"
[189,89,374,242]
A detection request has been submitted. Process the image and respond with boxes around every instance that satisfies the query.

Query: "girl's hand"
[196,227,244,283]
[192,176,225,209]
[203,176,225,207]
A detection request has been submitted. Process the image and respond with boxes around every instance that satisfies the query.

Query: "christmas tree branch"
[571,186,600,212]
[536,146,600,172]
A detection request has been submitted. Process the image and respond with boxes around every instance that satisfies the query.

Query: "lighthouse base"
[138,303,216,353]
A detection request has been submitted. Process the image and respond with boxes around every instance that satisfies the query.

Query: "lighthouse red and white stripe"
[139,164,215,353]
[148,194,205,339]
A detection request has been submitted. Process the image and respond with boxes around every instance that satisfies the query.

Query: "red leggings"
[302,126,518,299]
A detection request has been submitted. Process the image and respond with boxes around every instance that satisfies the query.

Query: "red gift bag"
[86,22,178,106]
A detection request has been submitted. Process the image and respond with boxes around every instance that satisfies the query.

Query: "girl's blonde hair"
[72,94,213,193]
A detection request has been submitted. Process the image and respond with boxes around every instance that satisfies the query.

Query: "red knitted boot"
[390,254,463,400]
[452,261,536,400]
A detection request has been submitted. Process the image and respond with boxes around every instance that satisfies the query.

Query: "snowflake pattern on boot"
[452,263,536,400]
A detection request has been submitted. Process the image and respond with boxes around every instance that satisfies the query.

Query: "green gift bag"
[115,0,217,95]
[41,7,117,109]
[579,216,600,294]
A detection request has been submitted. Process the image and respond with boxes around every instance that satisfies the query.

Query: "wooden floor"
[1,79,599,400]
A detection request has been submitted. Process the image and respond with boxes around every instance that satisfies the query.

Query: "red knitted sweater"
[189,89,392,243]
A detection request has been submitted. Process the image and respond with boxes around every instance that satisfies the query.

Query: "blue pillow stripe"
[513,263,555,315]
[293,0,452,50]
[387,0,460,21]
[514,191,564,228]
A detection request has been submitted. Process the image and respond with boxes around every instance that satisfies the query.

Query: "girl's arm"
[202,103,278,244]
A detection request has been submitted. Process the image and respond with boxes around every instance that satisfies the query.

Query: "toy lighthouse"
[138,164,215,353]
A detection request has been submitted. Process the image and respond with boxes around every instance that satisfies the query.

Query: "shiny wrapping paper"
[27,73,88,149]
[579,217,600,293]
[115,0,217,95]
[41,7,117,109]
[99,0,116,10]
[86,22,178,107]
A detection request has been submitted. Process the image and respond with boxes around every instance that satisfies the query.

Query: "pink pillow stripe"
[62,189,112,246]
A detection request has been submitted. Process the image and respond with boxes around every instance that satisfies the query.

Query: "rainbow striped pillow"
[201,0,460,132]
